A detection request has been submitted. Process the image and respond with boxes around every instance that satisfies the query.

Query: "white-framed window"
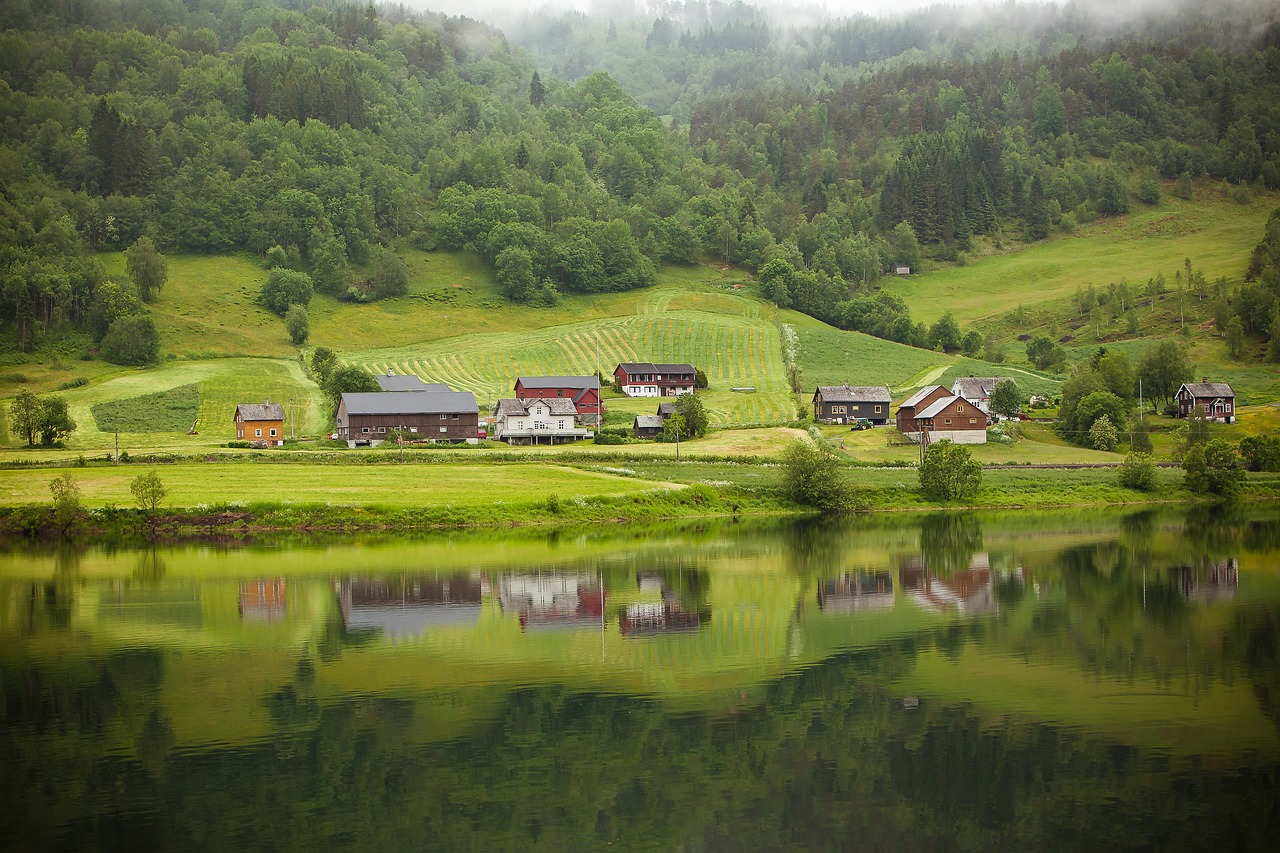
[440,414,447,420]
[944,418,952,425]
[379,426,386,432]
[362,427,369,434]
[270,428,277,437]
[558,421,565,428]
[969,418,977,425]
[439,426,447,433]
[874,405,882,414]
[410,427,418,433]
[958,404,966,413]
[255,428,262,437]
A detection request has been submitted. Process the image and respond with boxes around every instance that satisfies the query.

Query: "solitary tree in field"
[130,471,167,515]
[286,304,310,345]
[8,388,41,446]
[780,438,857,514]
[49,473,82,534]
[126,236,168,302]
[919,440,982,502]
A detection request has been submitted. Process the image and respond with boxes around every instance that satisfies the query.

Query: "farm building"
[514,376,603,423]
[234,401,285,446]
[1176,381,1236,423]
[812,385,892,424]
[335,390,479,447]
[614,362,696,397]
[896,385,988,444]
[375,370,449,393]
[633,415,665,438]
[656,401,676,420]
[494,398,592,445]
[950,377,1010,415]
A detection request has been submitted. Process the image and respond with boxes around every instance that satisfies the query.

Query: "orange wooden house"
[234,401,286,446]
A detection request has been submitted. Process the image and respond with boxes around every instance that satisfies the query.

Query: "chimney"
[387,368,395,376]
[1201,377,1209,383]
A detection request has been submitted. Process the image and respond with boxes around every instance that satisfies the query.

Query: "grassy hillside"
[883,187,1277,325]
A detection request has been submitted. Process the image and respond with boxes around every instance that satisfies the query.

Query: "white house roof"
[497,398,578,417]
[341,391,478,415]
[916,395,966,419]
[900,385,945,409]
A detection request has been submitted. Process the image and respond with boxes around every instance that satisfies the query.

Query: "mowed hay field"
[882,188,1279,325]
[0,358,327,451]
[345,287,795,427]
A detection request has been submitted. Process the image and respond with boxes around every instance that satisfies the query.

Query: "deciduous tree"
[125,236,167,303]
[919,439,982,501]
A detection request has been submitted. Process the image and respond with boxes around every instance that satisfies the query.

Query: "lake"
[2,506,1279,851]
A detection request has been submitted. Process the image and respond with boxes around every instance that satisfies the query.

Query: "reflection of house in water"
[900,554,994,615]
[339,575,483,639]
[818,571,894,613]
[497,573,605,631]
[239,579,287,622]
[619,571,709,637]
[1180,558,1239,603]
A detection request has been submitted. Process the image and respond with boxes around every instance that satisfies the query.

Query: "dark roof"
[952,377,1008,398]
[340,390,478,416]
[516,376,599,390]
[497,397,578,417]
[657,402,677,417]
[616,362,696,374]
[236,403,285,421]
[815,385,892,403]
[1181,382,1235,399]
[375,373,448,392]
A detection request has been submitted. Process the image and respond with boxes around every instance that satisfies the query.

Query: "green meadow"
[881,188,1277,325]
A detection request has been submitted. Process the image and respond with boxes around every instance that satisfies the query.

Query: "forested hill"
[2,0,1280,357]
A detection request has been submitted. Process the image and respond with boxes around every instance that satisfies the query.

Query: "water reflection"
[339,574,483,638]
[1,506,1278,850]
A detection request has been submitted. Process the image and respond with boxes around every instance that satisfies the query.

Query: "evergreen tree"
[529,71,545,107]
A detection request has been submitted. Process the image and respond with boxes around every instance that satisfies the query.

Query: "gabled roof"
[634,415,665,429]
[1180,382,1235,399]
[900,385,946,409]
[236,403,285,421]
[916,395,974,420]
[376,373,448,392]
[516,376,600,391]
[815,384,892,403]
[497,397,578,418]
[657,402,677,417]
[616,362,696,374]
[340,390,478,416]
[951,377,1007,398]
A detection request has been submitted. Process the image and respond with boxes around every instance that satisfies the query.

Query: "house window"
[1204,403,1211,413]
[440,414,447,420]
[558,421,565,429]
[410,427,418,433]
[958,405,965,413]
[452,414,459,420]
[270,428,277,437]
[835,406,846,414]
[874,405,882,414]
[255,428,262,437]
[362,427,369,434]
[944,418,952,425]
[439,426,447,433]
[379,426,386,433]
[969,418,977,425]
[1226,403,1232,412]
[556,390,563,397]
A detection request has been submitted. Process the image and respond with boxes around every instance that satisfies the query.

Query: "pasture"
[882,188,1278,325]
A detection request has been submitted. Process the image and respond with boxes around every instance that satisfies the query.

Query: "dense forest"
[2,0,1280,358]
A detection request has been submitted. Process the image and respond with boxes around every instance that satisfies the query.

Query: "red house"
[613,362,696,397]
[896,385,988,444]
[514,376,602,422]
[1177,381,1236,424]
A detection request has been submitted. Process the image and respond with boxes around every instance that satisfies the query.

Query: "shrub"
[130,470,167,514]
[260,269,313,316]
[286,304,310,345]
[780,438,859,514]
[1240,435,1280,472]
[919,439,983,501]
[1118,453,1158,491]
[1182,439,1244,497]
[1089,414,1120,452]
[49,473,82,532]
[101,315,160,365]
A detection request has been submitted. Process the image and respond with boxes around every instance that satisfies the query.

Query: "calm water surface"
[2,506,1279,851]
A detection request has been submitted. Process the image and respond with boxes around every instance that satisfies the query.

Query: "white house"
[951,376,1010,415]
[493,398,591,445]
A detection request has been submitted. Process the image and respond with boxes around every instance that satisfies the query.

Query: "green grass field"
[0,462,676,509]
[882,187,1277,325]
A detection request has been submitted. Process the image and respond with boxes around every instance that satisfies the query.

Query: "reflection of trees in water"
[919,512,983,575]
[132,549,166,586]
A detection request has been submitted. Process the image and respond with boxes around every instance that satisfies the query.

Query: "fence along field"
[346,305,797,427]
